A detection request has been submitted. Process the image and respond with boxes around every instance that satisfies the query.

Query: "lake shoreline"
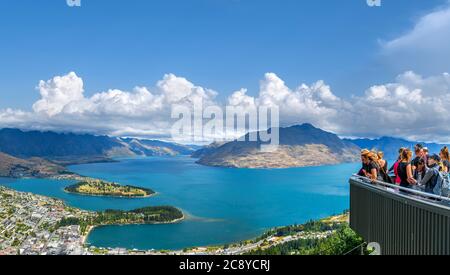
[63,189,158,199]
[83,215,186,247]
[2,156,355,252]
[196,160,358,170]
[52,173,158,199]
[83,212,350,255]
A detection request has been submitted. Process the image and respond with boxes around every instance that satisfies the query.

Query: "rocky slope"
[120,138,196,157]
[0,152,70,178]
[195,124,361,169]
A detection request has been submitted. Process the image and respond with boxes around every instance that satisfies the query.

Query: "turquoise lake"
[0,156,359,250]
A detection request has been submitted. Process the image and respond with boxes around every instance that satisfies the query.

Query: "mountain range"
[0,128,197,166]
[195,124,361,168]
[344,137,449,160]
[1,125,448,174]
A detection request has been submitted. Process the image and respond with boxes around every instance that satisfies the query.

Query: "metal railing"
[349,175,450,255]
[351,174,450,206]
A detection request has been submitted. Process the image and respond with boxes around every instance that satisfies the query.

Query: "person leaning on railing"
[376,151,392,184]
[397,149,415,188]
[357,146,450,196]
[412,154,442,194]
[413,158,427,187]
[389,147,407,186]
[412,144,427,172]
[358,149,371,178]
[359,150,383,183]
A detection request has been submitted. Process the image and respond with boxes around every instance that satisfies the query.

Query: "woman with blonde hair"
[377,151,391,183]
[440,146,450,173]
[397,149,415,188]
[361,150,382,182]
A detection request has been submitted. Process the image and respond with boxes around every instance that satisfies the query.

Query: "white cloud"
[227,73,346,133]
[33,72,85,116]
[381,3,450,73]
[3,71,450,143]
[228,89,255,108]
[0,72,220,140]
[221,71,450,143]
[337,71,450,143]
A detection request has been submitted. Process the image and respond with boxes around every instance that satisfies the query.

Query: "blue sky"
[0,0,446,108]
[1,0,450,142]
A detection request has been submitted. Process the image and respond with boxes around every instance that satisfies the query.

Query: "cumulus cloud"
[227,73,347,133]
[0,72,220,140]
[226,71,450,143]
[33,72,85,116]
[342,71,450,143]
[381,3,450,73]
[2,71,450,143]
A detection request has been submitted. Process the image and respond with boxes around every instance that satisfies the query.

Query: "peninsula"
[64,179,155,198]
[58,206,185,236]
[0,150,155,199]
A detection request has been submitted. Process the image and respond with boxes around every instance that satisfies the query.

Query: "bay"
[0,156,359,251]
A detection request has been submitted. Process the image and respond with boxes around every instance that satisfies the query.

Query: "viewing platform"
[349,175,450,255]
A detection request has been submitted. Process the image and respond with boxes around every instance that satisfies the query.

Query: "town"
[0,186,92,255]
[0,186,344,255]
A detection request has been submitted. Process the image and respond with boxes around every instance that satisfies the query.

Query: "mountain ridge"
[0,128,197,165]
[344,136,449,160]
[195,124,361,169]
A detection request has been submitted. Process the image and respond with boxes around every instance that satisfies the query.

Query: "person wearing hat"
[416,154,442,193]
[358,149,371,177]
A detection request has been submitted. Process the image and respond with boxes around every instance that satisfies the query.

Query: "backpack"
[433,169,450,197]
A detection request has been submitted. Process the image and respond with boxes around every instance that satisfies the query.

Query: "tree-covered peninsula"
[57,206,184,235]
[64,179,154,198]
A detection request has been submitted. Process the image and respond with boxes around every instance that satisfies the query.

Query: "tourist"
[418,154,442,194]
[412,144,426,171]
[377,151,391,183]
[397,149,415,188]
[358,149,371,177]
[389,148,406,185]
[413,158,427,189]
[440,146,450,173]
[361,151,382,182]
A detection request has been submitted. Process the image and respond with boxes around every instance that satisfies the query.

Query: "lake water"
[0,156,359,250]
